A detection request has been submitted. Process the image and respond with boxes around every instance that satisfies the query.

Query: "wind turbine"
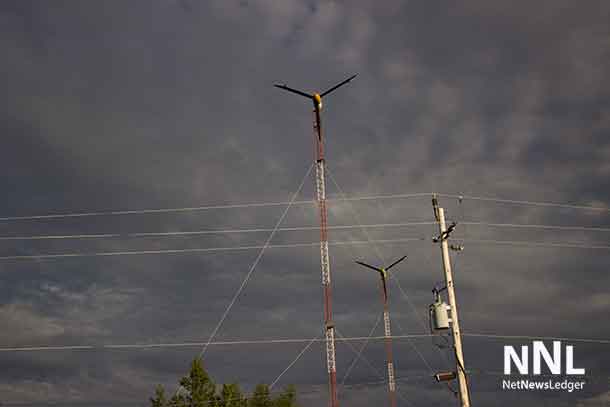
[355,255,407,407]
[274,74,356,407]
[274,74,357,141]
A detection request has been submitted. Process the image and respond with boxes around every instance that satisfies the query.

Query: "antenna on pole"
[274,74,357,407]
[355,255,406,407]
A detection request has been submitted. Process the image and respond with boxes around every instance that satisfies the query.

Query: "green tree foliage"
[248,384,271,407]
[149,358,297,407]
[273,385,296,407]
[150,384,167,407]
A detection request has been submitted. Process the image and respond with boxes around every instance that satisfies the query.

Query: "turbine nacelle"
[313,93,322,110]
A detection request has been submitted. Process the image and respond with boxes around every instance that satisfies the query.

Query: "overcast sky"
[1,1,609,406]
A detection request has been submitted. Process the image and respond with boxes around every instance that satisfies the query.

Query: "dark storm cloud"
[0,0,609,406]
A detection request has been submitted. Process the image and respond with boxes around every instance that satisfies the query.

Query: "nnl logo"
[504,341,585,375]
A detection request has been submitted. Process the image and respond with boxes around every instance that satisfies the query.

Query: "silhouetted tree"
[149,358,297,407]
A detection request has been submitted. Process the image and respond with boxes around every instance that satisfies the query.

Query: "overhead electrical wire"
[462,333,610,344]
[439,193,610,212]
[0,333,606,354]
[4,220,610,242]
[0,222,437,241]
[0,334,438,353]
[1,191,606,223]
[460,221,610,233]
[0,238,427,261]
[0,193,432,222]
[460,238,610,250]
[1,236,609,262]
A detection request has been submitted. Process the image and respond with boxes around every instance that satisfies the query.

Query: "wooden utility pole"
[432,195,471,407]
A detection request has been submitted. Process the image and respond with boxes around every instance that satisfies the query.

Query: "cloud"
[0,0,609,405]
[0,303,65,343]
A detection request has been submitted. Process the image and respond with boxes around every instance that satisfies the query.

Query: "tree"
[221,383,246,407]
[272,385,296,407]
[150,385,167,407]
[150,358,297,407]
[248,384,271,407]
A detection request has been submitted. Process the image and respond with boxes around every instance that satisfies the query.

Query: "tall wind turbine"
[355,255,407,407]
[274,74,357,407]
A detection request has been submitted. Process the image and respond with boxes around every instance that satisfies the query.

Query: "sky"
[0,0,609,406]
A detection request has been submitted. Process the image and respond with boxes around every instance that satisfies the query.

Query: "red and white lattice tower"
[313,108,339,407]
[382,283,397,407]
[355,256,406,407]
[274,75,356,407]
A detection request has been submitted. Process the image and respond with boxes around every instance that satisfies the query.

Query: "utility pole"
[355,256,406,407]
[432,195,471,407]
[274,74,357,407]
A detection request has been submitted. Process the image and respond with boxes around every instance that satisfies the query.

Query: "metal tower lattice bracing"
[355,255,406,407]
[314,109,339,407]
[274,74,356,407]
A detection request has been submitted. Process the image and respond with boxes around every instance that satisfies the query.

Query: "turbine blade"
[355,260,383,273]
[273,84,313,99]
[385,255,407,271]
[381,277,388,302]
[320,74,357,97]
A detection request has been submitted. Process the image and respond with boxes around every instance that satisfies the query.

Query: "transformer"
[430,299,451,330]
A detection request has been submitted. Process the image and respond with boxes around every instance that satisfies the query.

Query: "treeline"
[150,358,298,407]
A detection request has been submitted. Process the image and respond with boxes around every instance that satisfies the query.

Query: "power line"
[0,222,436,241]
[440,193,610,212]
[460,221,610,233]
[0,238,427,261]
[3,236,610,261]
[4,220,610,242]
[0,334,438,353]
[461,238,610,250]
[1,191,607,223]
[0,193,431,222]
[462,333,610,344]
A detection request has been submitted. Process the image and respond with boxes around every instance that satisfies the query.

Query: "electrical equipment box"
[431,301,450,330]
[435,371,457,382]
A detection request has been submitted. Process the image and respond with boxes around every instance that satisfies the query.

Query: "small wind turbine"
[274,74,356,407]
[274,74,357,140]
[355,255,407,407]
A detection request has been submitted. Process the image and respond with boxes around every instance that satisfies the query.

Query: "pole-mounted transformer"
[430,286,451,331]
